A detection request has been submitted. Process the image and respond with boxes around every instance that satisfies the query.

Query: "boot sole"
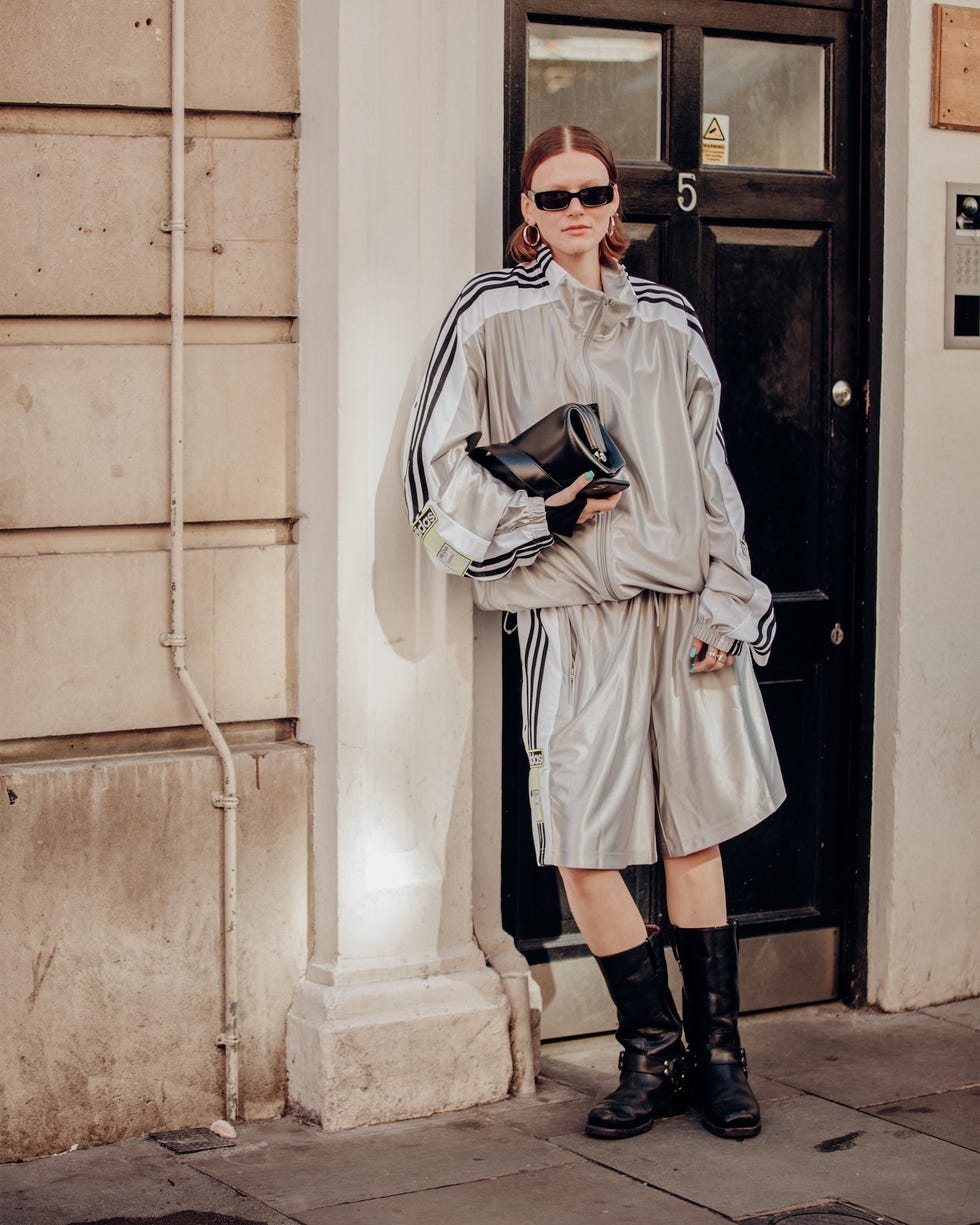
[584,1118,655,1140]
[584,1097,689,1140]
[700,1116,761,1140]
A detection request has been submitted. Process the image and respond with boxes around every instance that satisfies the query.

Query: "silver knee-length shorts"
[515,592,786,869]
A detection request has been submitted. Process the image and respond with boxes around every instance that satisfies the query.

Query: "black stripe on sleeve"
[631,282,705,338]
[751,601,777,657]
[406,254,552,519]
[467,534,552,578]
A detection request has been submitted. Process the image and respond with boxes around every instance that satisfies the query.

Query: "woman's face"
[521,150,619,267]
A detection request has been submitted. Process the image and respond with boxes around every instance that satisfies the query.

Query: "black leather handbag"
[468,402,628,499]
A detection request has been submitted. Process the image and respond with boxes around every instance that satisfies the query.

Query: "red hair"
[506,125,629,267]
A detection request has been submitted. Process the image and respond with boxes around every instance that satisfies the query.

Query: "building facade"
[1,0,976,1162]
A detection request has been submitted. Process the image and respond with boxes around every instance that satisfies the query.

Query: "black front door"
[502,0,872,1034]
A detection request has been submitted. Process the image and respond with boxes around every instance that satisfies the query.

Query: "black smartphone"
[585,476,630,498]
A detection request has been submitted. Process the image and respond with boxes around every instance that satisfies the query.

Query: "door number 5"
[677,172,698,213]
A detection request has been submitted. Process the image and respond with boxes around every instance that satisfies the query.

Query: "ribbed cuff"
[691,618,737,655]
[545,495,587,538]
[526,494,549,530]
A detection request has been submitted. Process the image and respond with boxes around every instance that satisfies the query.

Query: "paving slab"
[477,1076,586,1113]
[744,1004,980,1107]
[292,1162,728,1225]
[553,1092,980,1225]
[183,1115,577,1216]
[867,1085,980,1152]
[475,1076,595,1140]
[538,1035,620,1097]
[0,1139,293,1225]
[482,1093,597,1141]
[924,998,980,1032]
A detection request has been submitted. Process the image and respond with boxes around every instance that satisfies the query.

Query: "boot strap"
[689,1046,748,1074]
[620,1048,684,1081]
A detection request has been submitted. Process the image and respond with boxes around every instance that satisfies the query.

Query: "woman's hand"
[545,471,623,526]
[689,637,735,673]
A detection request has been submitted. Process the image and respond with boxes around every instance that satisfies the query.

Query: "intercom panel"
[946,183,980,349]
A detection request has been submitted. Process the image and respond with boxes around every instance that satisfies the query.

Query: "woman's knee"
[663,844,720,871]
[558,865,619,896]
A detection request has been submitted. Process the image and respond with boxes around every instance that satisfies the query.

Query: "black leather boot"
[585,931,687,1140]
[673,921,761,1139]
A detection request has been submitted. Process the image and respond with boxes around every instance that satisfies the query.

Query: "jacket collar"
[534,248,638,336]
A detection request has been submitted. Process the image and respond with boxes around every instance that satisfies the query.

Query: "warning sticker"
[701,113,730,166]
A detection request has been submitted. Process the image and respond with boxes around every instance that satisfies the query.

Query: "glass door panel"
[702,37,826,171]
[526,21,663,161]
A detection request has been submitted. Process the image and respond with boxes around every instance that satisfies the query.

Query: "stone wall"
[0,1,309,1160]
[0,744,310,1161]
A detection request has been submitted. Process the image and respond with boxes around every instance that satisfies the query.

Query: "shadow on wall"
[362,352,489,971]
[373,352,473,671]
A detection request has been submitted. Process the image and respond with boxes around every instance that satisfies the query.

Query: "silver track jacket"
[403,248,775,663]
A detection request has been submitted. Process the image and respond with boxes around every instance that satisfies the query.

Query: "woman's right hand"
[545,471,623,526]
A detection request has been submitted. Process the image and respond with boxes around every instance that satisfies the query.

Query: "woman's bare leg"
[560,864,687,1139]
[558,866,648,956]
[663,845,727,928]
[665,845,760,1138]
[559,846,728,953]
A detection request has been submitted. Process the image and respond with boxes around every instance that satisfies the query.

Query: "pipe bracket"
[212,792,239,810]
[215,1032,241,1049]
[160,632,188,647]
[160,218,188,233]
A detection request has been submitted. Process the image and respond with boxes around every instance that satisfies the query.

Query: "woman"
[403,125,785,1141]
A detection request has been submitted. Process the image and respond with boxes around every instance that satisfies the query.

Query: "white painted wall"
[870,0,980,1009]
[289,0,515,1130]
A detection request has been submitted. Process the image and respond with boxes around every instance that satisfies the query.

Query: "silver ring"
[706,650,719,660]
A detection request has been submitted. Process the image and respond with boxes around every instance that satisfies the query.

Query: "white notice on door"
[702,113,730,166]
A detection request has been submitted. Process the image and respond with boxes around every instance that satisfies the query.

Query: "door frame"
[501,0,887,1007]
[844,0,887,1007]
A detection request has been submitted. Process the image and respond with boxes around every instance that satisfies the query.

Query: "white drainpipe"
[159,0,240,1124]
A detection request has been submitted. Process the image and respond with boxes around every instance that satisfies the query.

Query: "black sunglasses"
[525,184,615,211]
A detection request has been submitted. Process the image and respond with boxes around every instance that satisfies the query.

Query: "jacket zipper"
[582,301,603,405]
[582,302,618,600]
[597,507,616,599]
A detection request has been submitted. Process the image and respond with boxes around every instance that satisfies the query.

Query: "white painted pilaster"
[289,0,513,1129]
[870,0,980,1010]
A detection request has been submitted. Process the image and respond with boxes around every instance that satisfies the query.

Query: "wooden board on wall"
[932,4,980,130]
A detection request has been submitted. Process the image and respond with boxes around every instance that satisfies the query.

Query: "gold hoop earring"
[522,223,540,248]
[608,214,617,236]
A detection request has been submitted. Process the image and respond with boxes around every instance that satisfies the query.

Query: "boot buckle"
[662,1056,681,1086]
[621,1048,682,1079]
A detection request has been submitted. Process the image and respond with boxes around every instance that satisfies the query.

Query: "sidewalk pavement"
[2,1000,978,1225]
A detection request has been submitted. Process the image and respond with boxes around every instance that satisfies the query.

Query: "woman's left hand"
[544,471,623,526]
[690,638,735,673]
[578,490,623,525]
